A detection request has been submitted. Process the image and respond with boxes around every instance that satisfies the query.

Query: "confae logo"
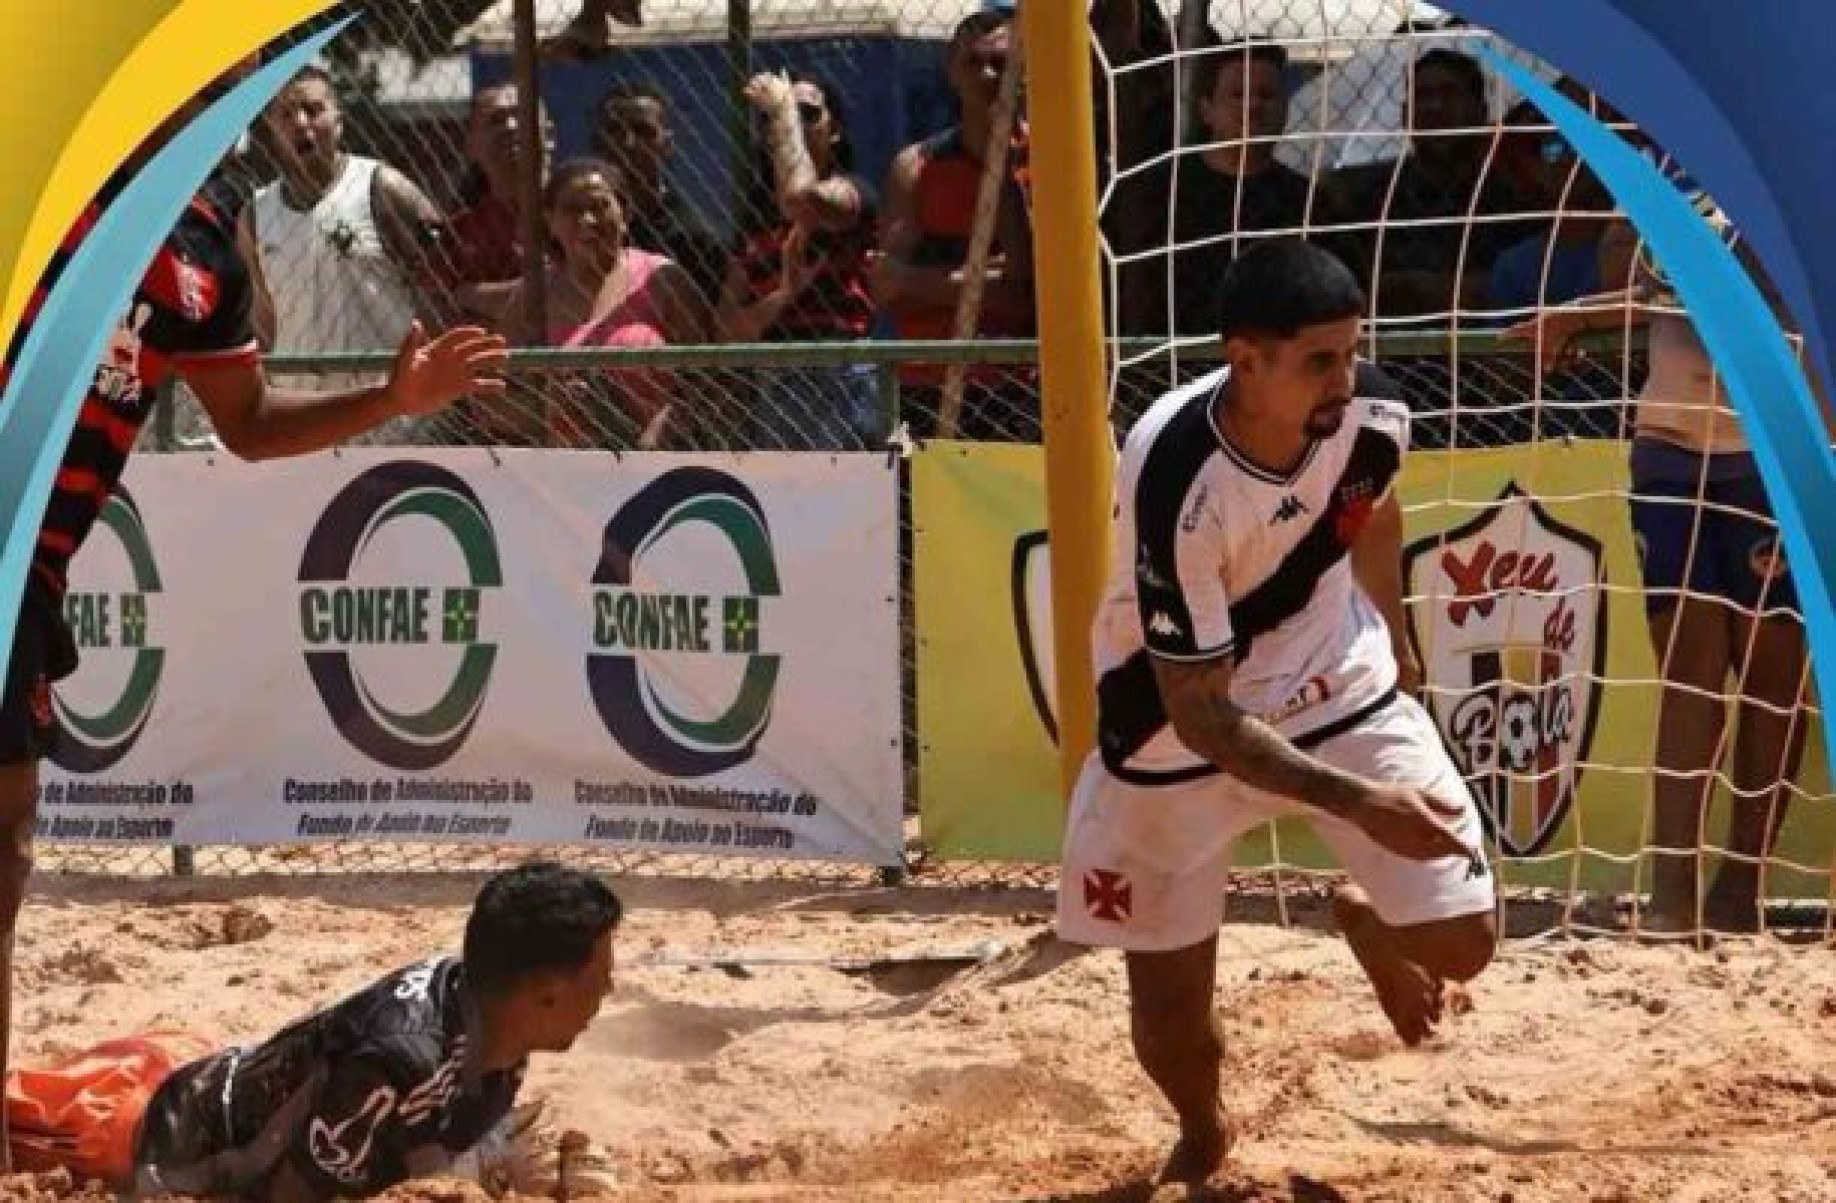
[297,463,502,770]
[1404,484,1606,857]
[52,487,164,773]
[586,468,782,777]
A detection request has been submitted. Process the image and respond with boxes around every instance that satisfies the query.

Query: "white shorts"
[1056,693,1495,952]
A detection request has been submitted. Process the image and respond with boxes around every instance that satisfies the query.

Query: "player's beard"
[1305,398,1351,436]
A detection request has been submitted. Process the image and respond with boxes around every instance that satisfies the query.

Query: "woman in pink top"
[502,158,706,447]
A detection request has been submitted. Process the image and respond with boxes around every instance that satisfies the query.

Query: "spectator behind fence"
[1485,82,1634,317]
[498,159,708,449]
[238,65,454,444]
[1125,38,1363,338]
[874,9,1036,441]
[1506,196,1818,936]
[719,70,881,449]
[1336,48,1535,321]
[593,82,727,308]
[446,82,555,325]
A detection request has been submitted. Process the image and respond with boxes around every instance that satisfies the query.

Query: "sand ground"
[4,869,1834,1202]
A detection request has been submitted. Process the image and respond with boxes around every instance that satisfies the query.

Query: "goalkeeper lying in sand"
[5,862,616,1200]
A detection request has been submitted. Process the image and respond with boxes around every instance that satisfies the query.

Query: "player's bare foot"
[1333,885,1443,1046]
[1154,1106,1235,1188]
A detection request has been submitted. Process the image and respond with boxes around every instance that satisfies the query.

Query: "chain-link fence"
[46,3,1831,939]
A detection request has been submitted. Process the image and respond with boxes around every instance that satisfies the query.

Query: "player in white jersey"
[1056,240,1496,1188]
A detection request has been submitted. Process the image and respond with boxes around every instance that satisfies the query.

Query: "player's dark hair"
[1413,48,1486,105]
[1191,37,1289,111]
[285,63,335,93]
[544,157,629,211]
[597,80,669,125]
[949,10,1008,52]
[1213,239,1365,342]
[464,861,623,997]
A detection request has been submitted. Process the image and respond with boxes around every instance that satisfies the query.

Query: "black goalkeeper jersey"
[135,956,524,1198]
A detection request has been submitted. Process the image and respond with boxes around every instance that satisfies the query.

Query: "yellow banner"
[914,439,1836,896]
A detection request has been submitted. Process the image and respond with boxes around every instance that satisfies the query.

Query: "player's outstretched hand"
[387,322,510,416]
[1350,783,1474,863]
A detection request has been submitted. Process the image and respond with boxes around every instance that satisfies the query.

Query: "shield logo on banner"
[1403,484,1607,857]
[1011,530,1058,744]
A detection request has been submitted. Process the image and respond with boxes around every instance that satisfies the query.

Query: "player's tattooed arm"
[1152,655,1475,862]
[1151,657,1367,816]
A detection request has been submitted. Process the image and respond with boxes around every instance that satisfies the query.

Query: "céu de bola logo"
[586,468,782,777]
[1403,484,1607,857]
[297,463,502,770]
[51,486,163,773]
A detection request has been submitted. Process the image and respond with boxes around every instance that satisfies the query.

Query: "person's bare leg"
[1643,596,1734,934]
[1125,937,1234,1186]
[1707,611,1809,932]
[1332,885,1494,1046]
[0,761,37,1173]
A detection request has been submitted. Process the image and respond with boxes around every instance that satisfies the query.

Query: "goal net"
[1091,0,1833,935]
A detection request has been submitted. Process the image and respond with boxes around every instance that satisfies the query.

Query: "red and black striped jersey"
[3,190,259,597]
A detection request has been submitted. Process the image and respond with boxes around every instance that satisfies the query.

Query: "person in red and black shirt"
[442,82,553,327]
[873,9,1036,442]
[718,69,880,449]
[0,63,508,1164]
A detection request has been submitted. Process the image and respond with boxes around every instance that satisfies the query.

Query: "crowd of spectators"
[216,5,1659,451]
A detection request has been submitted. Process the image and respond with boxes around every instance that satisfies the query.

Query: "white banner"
[36,449,902,864]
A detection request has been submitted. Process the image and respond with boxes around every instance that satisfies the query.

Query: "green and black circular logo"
[586,468,781,777]
[298,463,502,770]
[51,487,164,773]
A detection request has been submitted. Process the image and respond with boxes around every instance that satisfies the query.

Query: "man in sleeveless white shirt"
[237,66,456,445]
[1057,240,1496,1189]
[1507,193,1816,936]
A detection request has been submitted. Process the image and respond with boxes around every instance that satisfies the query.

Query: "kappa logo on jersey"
[1403,484,1606,857]
[1083,869,1133,922]
[310,1085,396,1186]
[1270,494,1308,525]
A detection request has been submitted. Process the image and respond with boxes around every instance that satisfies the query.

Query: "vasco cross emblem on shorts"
[1084,870,1133,922]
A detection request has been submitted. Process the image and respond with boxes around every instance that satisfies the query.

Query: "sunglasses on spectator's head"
[797,101,826,125]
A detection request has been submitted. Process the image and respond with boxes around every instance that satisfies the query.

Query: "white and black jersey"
[1095,361,1411,784]
[136,956,523,1198]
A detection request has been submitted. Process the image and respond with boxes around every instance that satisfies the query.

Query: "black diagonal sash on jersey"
[1227,423,1399,663]
[1097,422,1401,784]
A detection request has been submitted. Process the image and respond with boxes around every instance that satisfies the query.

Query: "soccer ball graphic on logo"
[1498,692,1540,774]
